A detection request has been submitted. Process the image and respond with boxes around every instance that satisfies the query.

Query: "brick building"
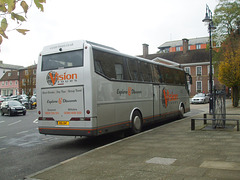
[140,37,220,97]
[19,65,37,96]
[0,64,37,96]
[0,70,20,96]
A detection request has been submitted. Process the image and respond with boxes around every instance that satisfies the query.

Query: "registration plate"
[57,121,69,125]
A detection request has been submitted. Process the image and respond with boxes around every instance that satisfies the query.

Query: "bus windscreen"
[42,50,83,71]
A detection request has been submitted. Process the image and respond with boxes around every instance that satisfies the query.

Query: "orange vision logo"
[46,71,77,86]
[128,87,132,96]
[162,88,178,108]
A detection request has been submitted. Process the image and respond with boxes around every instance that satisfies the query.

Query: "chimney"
[182,38,189,54]
[142,43,149,58]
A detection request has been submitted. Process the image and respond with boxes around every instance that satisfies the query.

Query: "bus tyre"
[131,111,142,134]
[179,105,184,119]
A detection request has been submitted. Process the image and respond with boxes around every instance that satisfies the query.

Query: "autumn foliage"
[217,30,240,106]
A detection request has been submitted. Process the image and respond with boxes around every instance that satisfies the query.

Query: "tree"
[20,66,36,97]
[218,32,240,107]
[213,0,240,107]
[214,0,240,35]
[0,0,46,45]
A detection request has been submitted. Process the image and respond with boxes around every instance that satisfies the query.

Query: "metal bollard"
[191,119,195,130]
[203,114,207,125]
[237,121,239,131]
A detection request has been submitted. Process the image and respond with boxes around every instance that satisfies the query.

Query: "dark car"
[0,100,26,116]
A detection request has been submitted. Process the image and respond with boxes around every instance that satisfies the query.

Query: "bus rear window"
[42,50,83,71]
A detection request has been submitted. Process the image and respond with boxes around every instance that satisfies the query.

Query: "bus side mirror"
[189,76,192,84]
[186,73,192,84]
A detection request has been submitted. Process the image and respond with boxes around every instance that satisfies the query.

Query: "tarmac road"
[0,103,210,180]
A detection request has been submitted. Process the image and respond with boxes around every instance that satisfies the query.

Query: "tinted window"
[93,49,130,80]
[162,66,174,84]
[127,58,139,81]
[138,61,152,82]
[42,50,83,71]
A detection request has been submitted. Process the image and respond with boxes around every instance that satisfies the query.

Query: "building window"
[5,81,8,86]
[15,80,18,85]
[176,46,181,51]
[8,72,11,77]
[2,81,4,85]
[25,70,29,75]
[208,80,215,92]
[22,79,26,86]
[33,69,36,75]
[196,44,201,49]
[196,81,202,93]
[208,65,214,75]
[188,45,191,50]
[10,81,12,85]
[184,67,190,75]
[196,66,202,76]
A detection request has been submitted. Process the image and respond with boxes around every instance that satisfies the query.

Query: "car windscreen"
[195,94,204,97]
[42,50,83,71]
[9,101,22,106]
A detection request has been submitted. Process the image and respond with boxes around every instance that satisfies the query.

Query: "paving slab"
[26,104,240,180]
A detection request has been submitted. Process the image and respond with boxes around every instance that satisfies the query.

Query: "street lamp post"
[202,4,216,114]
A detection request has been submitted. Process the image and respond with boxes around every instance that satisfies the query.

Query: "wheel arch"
[178,102,185,113]
[129,107,143,124]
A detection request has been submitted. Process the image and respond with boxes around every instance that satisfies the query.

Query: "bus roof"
[41,40,184,72]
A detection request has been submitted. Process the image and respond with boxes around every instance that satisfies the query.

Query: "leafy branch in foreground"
[0,0,46,45]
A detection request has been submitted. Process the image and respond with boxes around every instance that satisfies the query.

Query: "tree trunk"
[232,86,239,107]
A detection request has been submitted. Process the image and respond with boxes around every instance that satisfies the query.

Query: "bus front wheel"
[131,111,143,134]
[179,105,185,119]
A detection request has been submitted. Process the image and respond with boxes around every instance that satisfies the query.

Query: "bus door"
[153,84,160,120]
[159,85,178,118]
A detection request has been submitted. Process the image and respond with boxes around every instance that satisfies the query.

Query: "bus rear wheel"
[131,111,143,134]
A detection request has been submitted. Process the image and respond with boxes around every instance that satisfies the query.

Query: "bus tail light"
[45,117,54,121]
[86,110,90,114]
[38,111,41,115]
[84,118,91,121]
[70,118,81,121]
[39,117,54,121]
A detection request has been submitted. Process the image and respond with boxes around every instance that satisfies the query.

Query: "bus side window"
[93,49,116,79]
[115,64,123,80]
[113,56,130,81]
[95,60,103,74]
[158,65,165,84]
[139,61,152,82]
[127,58,139,81]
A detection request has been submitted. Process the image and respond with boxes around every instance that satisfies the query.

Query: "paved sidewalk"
[27,105,240,180]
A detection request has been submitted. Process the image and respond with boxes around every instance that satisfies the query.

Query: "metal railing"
[191,85,240,131]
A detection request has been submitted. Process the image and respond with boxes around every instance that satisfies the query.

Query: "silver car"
[191,93,210,104]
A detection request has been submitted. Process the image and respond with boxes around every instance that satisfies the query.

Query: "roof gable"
[0,71,19,81]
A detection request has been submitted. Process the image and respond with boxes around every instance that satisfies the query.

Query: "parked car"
[191,93,210,104]
[0,97,4,106]
[0,100,26,116]
[21,98,36,109]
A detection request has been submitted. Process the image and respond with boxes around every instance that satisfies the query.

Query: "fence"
[191,85,240,131]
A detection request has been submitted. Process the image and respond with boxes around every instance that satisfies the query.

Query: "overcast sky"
[0,0,219,67]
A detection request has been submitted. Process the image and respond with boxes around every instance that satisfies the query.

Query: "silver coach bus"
[36,40,190,136]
